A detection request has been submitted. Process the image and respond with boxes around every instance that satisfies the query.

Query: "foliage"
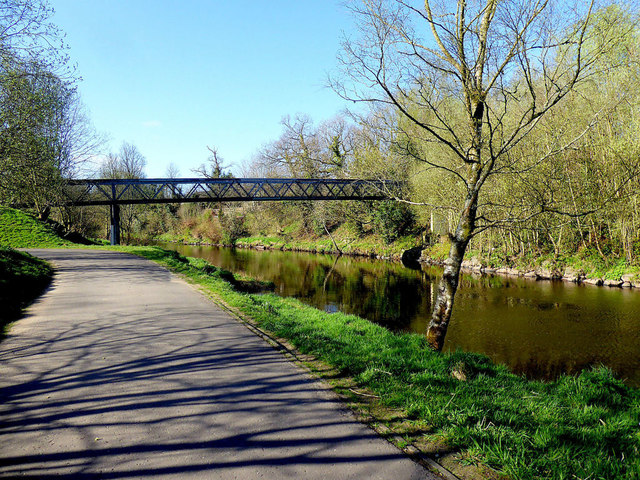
[218,208,249,245]
[0,1,99,220]
[0,57,75,216]
[373,200,416,244]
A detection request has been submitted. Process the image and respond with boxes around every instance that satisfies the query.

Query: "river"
[159,243,640,386]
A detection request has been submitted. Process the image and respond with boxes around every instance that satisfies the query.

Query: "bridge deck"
[64,178,393,206]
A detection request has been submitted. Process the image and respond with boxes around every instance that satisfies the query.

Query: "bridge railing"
[62,177,398,206]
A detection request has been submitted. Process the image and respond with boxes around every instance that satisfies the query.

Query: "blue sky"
[50,1,355,177]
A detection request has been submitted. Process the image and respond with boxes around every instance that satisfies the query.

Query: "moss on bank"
[420,241,640,285]
[120,245,640,480]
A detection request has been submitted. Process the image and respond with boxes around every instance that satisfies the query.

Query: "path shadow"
[0,279,421,478]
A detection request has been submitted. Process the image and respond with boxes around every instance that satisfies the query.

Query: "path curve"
[0,249,436,479]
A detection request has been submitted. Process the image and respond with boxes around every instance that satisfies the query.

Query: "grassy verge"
[116,245,639,480]
[0,247,53,334]
[0,206,75,248]
[3,207,639,478]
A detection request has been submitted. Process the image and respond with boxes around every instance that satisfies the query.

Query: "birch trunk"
[426,184,479,351]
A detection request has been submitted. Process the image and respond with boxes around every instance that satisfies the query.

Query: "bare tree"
[165,162,180,179]
[256,115,354,178]
[99,142,146,243]
[0,0,71,77]
[334,0,634,350]
[192,145,231,178]
[100,142,146,180]
[56,91,106,178]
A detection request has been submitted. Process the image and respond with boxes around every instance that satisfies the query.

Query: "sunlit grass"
[0,206,74,248]
[124,246,640,480]
[1,204,638,479]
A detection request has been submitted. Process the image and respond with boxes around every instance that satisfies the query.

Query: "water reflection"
[160,243,640,386]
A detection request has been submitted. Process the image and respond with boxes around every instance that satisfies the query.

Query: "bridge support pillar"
[110,204,121,245]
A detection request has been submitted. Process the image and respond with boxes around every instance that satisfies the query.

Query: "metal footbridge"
[62,177,395,244]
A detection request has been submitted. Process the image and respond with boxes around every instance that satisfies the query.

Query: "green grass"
[0,206,77,334]
[232,231,420,259]
[0,206,74,248]
[2,208,639,478]
[0,247,53,333]
[119,245,640,480]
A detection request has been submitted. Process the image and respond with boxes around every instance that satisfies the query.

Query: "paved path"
[0,249,436,479]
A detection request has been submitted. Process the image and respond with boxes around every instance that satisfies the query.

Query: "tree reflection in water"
[160,243,640,386]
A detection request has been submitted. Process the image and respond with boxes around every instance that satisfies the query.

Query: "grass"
[0,247,53,334]
[0,206,65,333]
[2,207,639,478]
[0,206,74,334]
[0,206,74,248]
[231,230,420,259]
[116,245,639,480]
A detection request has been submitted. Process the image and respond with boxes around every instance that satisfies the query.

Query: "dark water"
[160,243,640,386]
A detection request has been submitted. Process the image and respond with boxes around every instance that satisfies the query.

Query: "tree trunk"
[426,80,484,351]
[426,188,478,351]
[38,206,51,221]
[323,220,342,255]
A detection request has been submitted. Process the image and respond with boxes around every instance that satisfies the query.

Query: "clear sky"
[49,1,356,177]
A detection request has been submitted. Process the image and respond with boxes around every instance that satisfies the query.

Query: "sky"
[49,1,356,178]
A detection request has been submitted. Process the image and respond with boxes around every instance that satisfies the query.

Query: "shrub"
[373,200,416,244]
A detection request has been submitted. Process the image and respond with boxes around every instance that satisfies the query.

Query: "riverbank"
[156,229,640,290]
[419,243,640,288]
[154,230,419,261]
[114,245,639,480]
[3,206,639,479]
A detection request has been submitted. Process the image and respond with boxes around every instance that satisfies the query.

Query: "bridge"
[62,177,396,245]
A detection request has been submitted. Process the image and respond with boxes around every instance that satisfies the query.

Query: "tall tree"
[335,0,635,350]
[0,57,74,217]
[100,142,146,180]
[0,0,90,219]
[0,0,69,73]
[256,115,355,179]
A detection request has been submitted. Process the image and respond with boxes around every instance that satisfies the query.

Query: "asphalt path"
[0,249,436,479]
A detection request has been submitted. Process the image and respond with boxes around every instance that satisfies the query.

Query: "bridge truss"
[62,177,395,245]
[64,177,392,206]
